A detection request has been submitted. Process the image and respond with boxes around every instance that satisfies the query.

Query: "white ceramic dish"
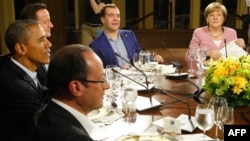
[117,134,178,141]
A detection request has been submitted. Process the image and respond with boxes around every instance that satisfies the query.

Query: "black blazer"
[29,102,93,141]
[0,56,49,141]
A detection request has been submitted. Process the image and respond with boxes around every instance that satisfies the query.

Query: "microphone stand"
[161,41,182,68]
[154,88,195,131]
[155,88,191,119]
[224,39,228,58]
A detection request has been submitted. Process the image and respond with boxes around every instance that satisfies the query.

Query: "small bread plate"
[87,107,111,121]
[117,134,178,141]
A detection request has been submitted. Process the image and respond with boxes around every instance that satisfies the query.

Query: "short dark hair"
[19,3,47,20]
[5,19,39,54]
[100,3,118,17]
[47,44,93,97]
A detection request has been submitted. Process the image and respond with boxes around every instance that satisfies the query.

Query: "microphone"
[114,52,149,89]
[161,41,182,68]
[224,39,228,58]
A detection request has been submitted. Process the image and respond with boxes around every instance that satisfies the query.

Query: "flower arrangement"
[203,55,250,108]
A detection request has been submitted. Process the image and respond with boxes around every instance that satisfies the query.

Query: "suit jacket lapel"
[7,59,41,92]
[99,33,119,65]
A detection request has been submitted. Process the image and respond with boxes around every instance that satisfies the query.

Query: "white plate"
[87,107,111,120]
[117,134,178,141]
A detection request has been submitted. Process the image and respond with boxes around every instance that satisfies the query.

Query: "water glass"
[133,53,142,69]
[195,47,207,75]
[121,87,138,134]
[187,47,196,74]
[121,87,137,122]
[195,103,215,140]
[139,50,150,70]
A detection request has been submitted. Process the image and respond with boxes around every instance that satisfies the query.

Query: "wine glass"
[187,47,196,74]
[195,103,215,140]
[139,50,150,70]
[225,106,234,125]
[148,51,158,70]
[195,47,207,75]
[208,97,229,141]
[121,87,138,134]
[147,51,159,82]
[133,53,142,69]
[105,65,119,107]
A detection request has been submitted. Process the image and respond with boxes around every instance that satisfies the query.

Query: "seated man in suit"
[19,3,54,70]
[0,19,52,141]
[29,44,110,141]
[90,4,164,69]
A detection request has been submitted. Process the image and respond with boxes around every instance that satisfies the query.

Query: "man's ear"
[101,17,105,24]
[15,43,26,55]
[68,80,83,96]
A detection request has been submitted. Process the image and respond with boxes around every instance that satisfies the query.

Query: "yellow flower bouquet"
[203,55,250,108]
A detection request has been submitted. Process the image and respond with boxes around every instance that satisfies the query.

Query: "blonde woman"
[186,2,245,63]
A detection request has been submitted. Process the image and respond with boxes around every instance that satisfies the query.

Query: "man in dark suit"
[29,44,110,141]
[19,3,54,70]
[0,20,52,141]
[90,4,164,69]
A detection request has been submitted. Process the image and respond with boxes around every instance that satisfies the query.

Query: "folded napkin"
[87,107,124,125]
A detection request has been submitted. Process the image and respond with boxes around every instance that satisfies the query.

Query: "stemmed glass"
[195,47,207,75]
[219,106,234,133]
[187,47,196,74]
[105,65,119,107]
[147,51,158,82]
[148,51,158,70]
[121,87,138,134]
[195,103,215,141]
[133,53,142,69]
[208,97,229,141]
[139,50,150,70]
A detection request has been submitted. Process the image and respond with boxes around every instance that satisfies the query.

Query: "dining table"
[89,64,250,141]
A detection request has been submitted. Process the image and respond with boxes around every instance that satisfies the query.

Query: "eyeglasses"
[81,79,107,84]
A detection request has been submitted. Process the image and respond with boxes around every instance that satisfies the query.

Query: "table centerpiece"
[203,55,250,108]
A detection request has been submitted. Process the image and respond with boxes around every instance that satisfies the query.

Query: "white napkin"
[176,133,214,141]
[219,40,248,58]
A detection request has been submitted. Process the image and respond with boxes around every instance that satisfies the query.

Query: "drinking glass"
[225,107,234,125]
[195,47,207,75]
[219,106,234,133]
[148,51,158,71]
[208,97,229,141]
[105,65,119,107]
[133,53,142,69]
[195,103,215,140]
[121,87,138,134]
[187,47,196,74]
[147,51,158,82]
[139,50,150,70]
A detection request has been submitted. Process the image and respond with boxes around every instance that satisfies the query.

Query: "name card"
[163,117,181,135]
